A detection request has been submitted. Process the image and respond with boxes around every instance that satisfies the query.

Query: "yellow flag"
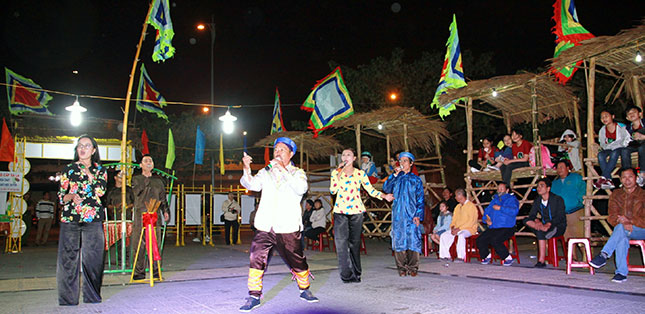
[219,133,225,175]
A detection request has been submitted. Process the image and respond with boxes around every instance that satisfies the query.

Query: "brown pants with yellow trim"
[247,230,310,297]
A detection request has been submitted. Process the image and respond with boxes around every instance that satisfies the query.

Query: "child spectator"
[558,129,582,171]
[430,201,452,246]
[469,137,498,172]
[595,109,631,190]
[500,129,532,186]
[491,134,513,171]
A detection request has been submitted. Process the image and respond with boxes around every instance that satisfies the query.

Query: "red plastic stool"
[360,233,367,255]
[628,239,645,273]
[491,235,521,265]
[464,234,480,263]
[546,236,567,267]
[422,234,429,257]
[566,238,595,275]
[307,231,332,252]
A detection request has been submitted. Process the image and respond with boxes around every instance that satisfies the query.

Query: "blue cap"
[274,137,297,153]
[399,151,415,162]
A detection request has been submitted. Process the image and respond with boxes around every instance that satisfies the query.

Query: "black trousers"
[500,161,529,185]
[476,227,515,260]
[132,213,162,277]
[304,226,325,240]
[333,213,363,281]
[57,221,105,305]
[224,219,239,244]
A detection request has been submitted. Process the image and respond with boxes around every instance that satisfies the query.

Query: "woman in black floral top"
[56,135,107,305]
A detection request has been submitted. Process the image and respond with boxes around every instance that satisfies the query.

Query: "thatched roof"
[253,131,342,160]
[437,73,576,125]
[330,106,449,152]
[12,115,136,142]
[550,19,645,76]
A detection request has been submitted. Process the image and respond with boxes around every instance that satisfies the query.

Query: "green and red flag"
[4,68,53,116]
[136,63,168,121]
[429,14,467,119]
[301,67,354,138]
[148,0,175,62]
[550,0,594,84]
[271,88,285,134]
[0,118,15,162]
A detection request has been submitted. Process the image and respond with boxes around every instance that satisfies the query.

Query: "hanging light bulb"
[65,96,87,127]
[378,123,383,130]
[636,50,643,63]
[492,89,498,97]
[219,107,237,134]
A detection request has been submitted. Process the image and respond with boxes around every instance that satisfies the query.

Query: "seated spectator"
[303,200,326,241]
[432,188,457,221]
[439,188,478,262]
[301,200,315,248]
[360,151,379,184]
[524,178,566,268]
[595,108,631,190]
[500,129,532,186]
[551,161,585,240]
[558,129,582,171]
[492,134,513,171]
[430,201,452,246]
[621,105,645,186]
[477,182,519,266]
[589,168,645,282]
[469,136,498,172]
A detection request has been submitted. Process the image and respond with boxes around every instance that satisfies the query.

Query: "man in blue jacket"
[477,182,519,266]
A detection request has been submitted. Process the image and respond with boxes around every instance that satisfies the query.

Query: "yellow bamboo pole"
[434,133,446,185]
[120,1,154,270]
[573,99,584,174]
[584,57,596,239]
[530,78,542,170]
[466,98,473,172]
[355,124,361,160]
[403,123,409,151]
[386,134,391,162]
[633,75,643,110]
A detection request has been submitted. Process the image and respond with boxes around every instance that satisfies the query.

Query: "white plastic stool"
[566,238,595,275]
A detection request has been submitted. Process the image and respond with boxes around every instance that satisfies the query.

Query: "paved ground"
[1,233,644,313]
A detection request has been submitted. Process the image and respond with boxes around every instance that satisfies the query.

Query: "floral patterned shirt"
[58,162,108,223]
[330,168,383,215]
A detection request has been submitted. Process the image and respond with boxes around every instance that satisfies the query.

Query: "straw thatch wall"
[253,131,342,160]
[331,106,449,152]
[437,73,575,125]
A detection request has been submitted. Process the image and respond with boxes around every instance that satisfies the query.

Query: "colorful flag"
[148,0,175,62]
[271,88,285,134]
[141,130,150,155]
[165,129,175,169]
[550,0,594,84]
[195,125,205,165]
[0,118,15,162]
[136,63,168,121]
[219,133,225,175]
[4,68,53,116]
[430,14,467,119]
[301,67,354,138]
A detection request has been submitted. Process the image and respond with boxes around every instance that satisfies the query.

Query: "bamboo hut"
[330,106,450,237]
[437,72,578,236]
[549,19,645,241]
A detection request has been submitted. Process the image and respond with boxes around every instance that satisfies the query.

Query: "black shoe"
[133,274,145,280]
[611,273,627,283]
[239,296,261,312]
[589,254,607,268]
[534,262,546,268]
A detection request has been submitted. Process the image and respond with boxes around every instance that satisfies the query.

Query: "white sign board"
[185,194,202,225]
[0,172,23,193]
[167,194,176,226]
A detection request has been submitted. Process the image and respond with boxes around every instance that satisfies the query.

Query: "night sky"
[1,0,643,142]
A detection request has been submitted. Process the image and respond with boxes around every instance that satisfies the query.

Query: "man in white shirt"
[221,192,241,245]
[35,192,56,245]
[239,137,318,312]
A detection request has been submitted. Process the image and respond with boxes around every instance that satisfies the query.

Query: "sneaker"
[611,273,627,283]
[593,177,606,189]
[503,258,514,267]
[638,175,645,187]
[601,180,615,190]
[589,254,607,268]
[534,262,546,268]
[487,165,500,171]
[192,237,200,243]
[299,289,319,303]
[481,257,491,265]
[545,226,558,239]
[470,167,480,173]
[239,297,261,312]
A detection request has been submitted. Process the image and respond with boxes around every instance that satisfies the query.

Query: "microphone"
[337,161,346,172]
[265,156,282,171]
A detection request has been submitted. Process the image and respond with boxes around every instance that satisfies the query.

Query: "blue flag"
[195,125,205,165]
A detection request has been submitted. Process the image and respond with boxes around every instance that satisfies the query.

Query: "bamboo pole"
[355,124,361,160]
[466,98,473,172]
[119,1,154,271]
[633,75,643,110]
[386,134,391,161]
[573,99,584,174]
[530,78,542,170]
[434,133,446,185]
[584,57,596,239]
[300,136,304,167]
[403,123,409,151]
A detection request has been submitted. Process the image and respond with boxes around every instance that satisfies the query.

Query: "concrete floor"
[1,233,644,313]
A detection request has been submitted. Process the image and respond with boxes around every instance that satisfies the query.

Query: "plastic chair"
[566,238,595,275]
[546,236,567,267]
[628,240,645,273]
[307,231,332,252]
[491,235,521,265]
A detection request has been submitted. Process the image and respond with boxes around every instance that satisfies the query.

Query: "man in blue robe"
[383,152,425,276]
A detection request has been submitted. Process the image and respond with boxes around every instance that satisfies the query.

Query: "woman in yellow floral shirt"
[330,148,393,283]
